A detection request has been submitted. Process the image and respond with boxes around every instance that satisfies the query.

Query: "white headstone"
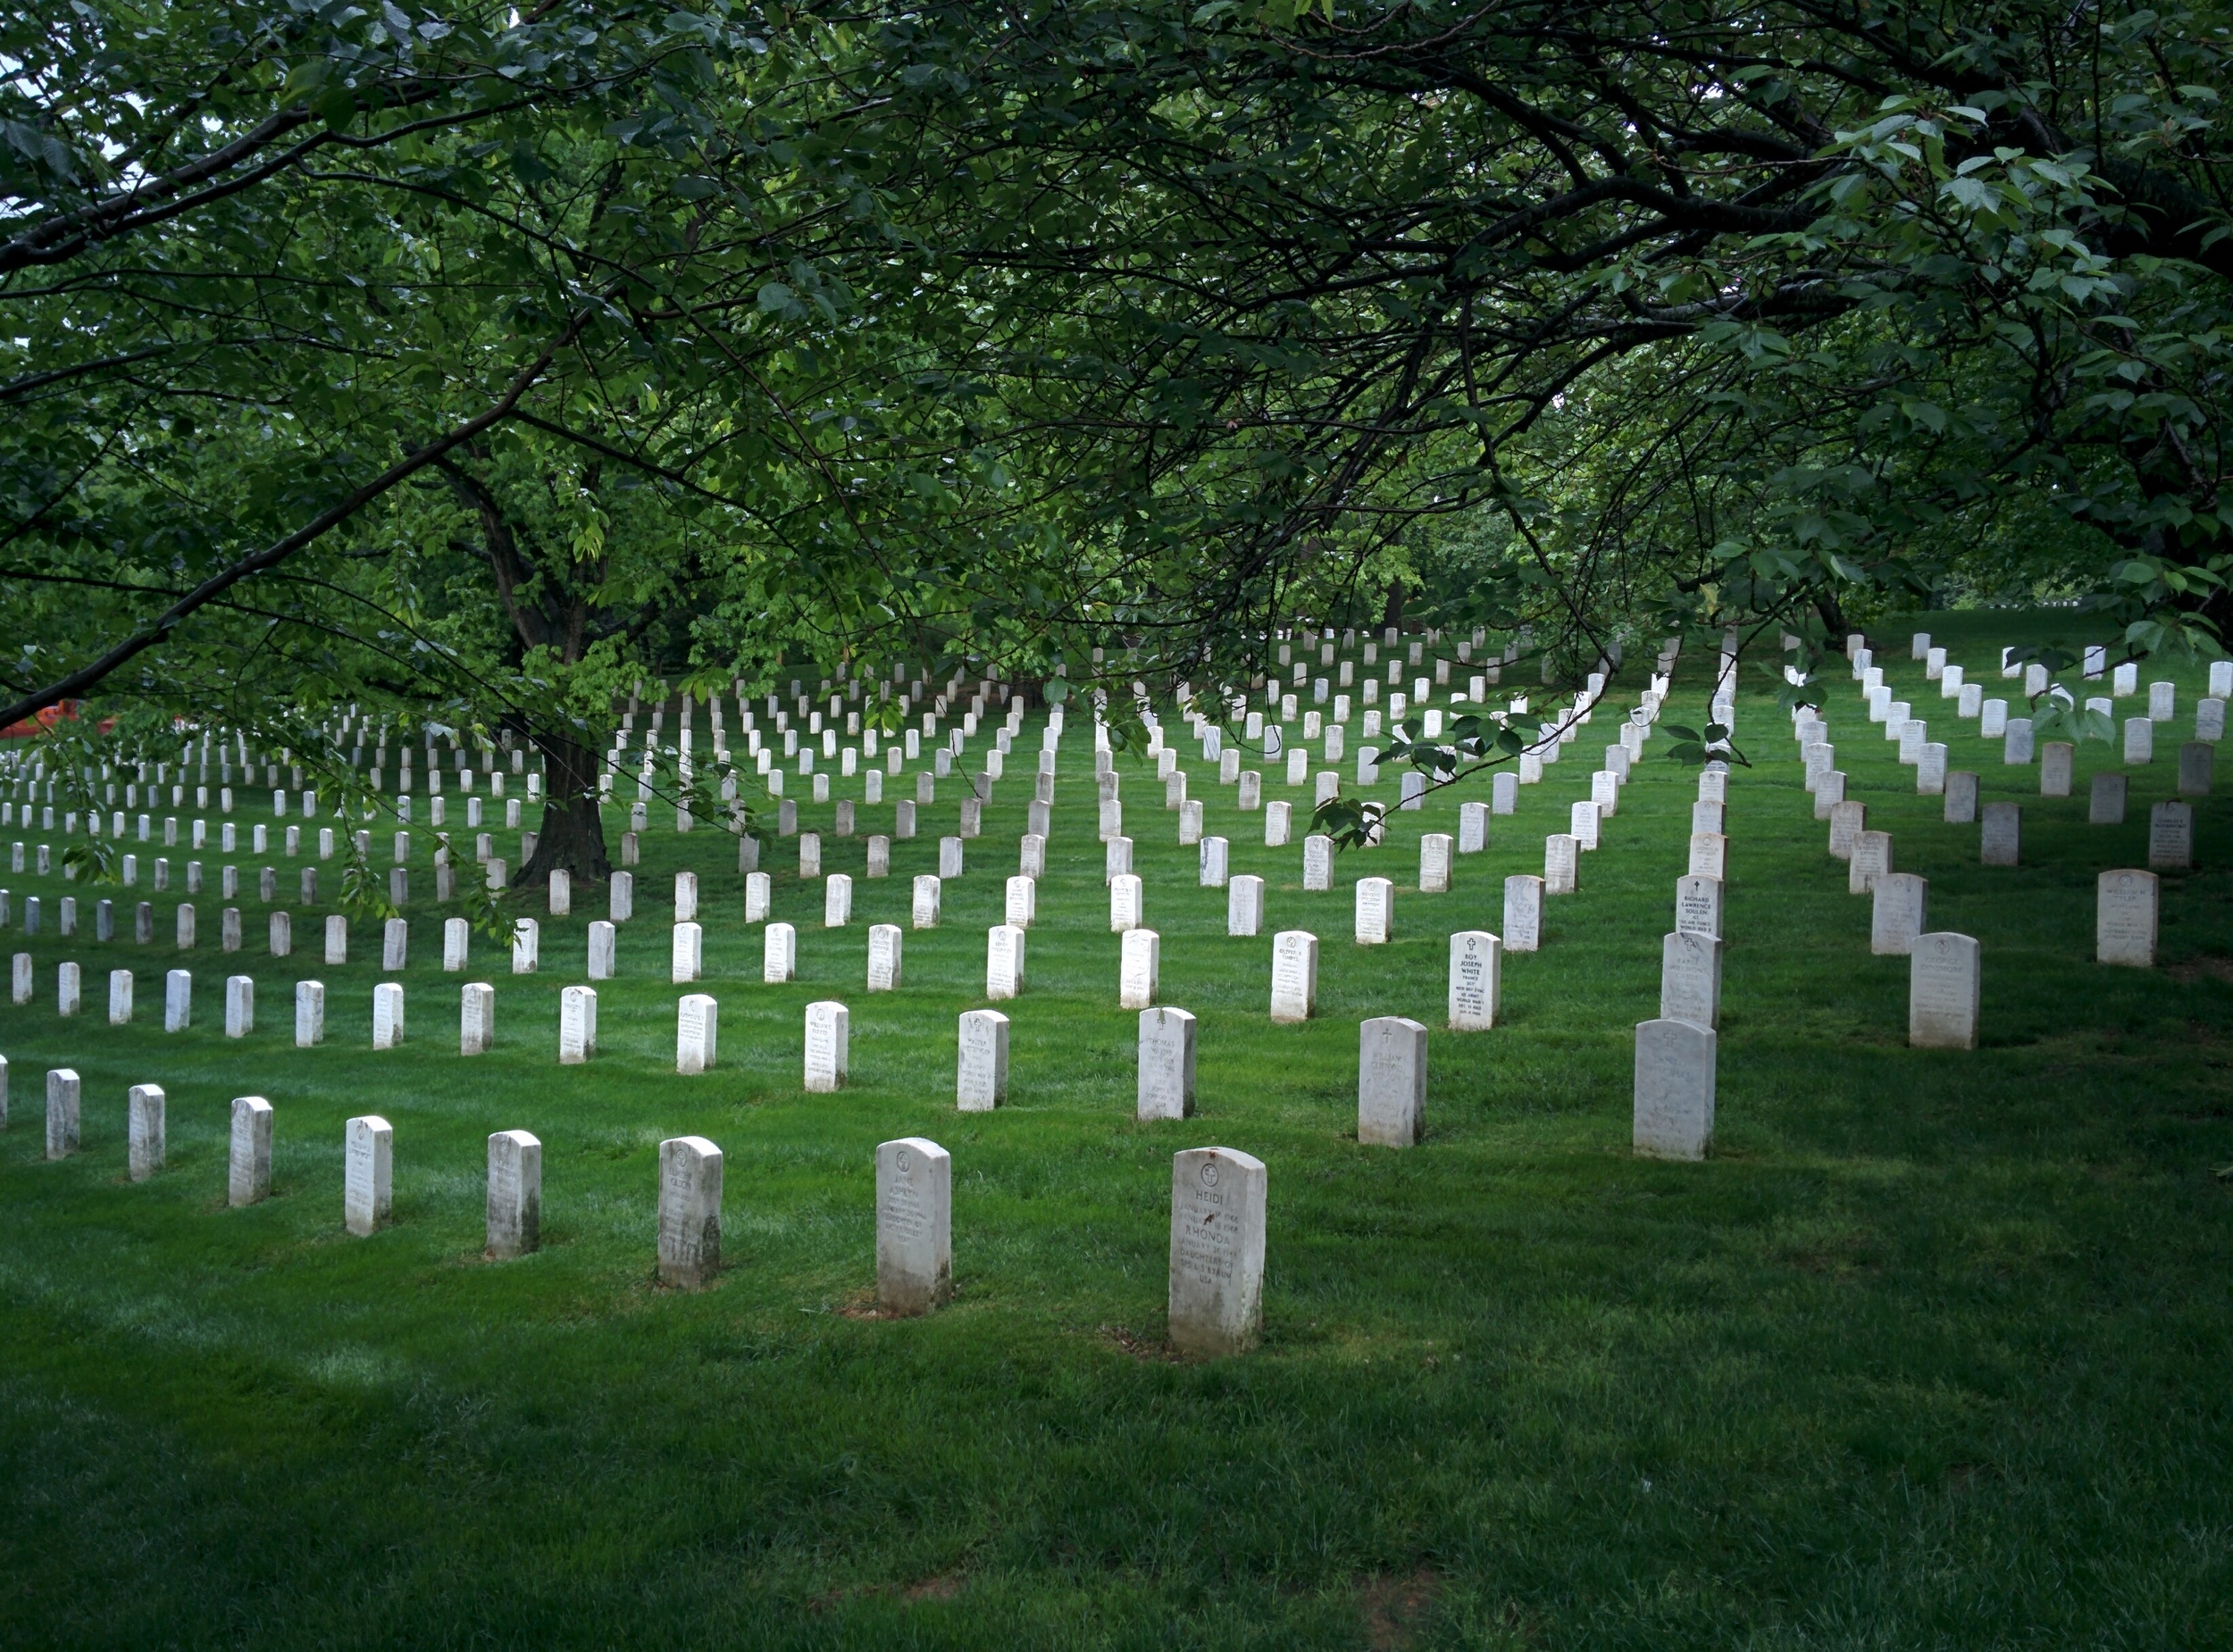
[1870,872,1928,955]
[371,980,405,1048]
[295,980,324,1047]
[911,873,941,929]
[1908,932,1980,1049]
[1357,1016,1427,1147]
[1458,801,1488,853]
[1167,1147,1267,1357]
[657,1135,722,1287]
[804,1000,849,1091]
[1105,924,1158,1010]
[763,922,797,982]
[224,972,254,1038]
[1944,771,1979,824]
[875,1137,952,1316]
[1301,833,1333,891]
[1269,930,1318,1022]
[2096,869,2157,967]
[485,1130,541,1259]
[559,984,598,1063]
[128,1082,166,1181]
[1980,802,2020,867]
[2089,772,2127,825]
[957,1009,1009,1111]
[985,922,1026,1000]
[324,913,347,965]
[344,1114,393,1236]
[610,869,634,922]
[675,991,718,1073]
[459,980,495,1054]
[44,1068,79,1160]
[1136,1006,1197,1121]
[1679,828,1725,880]
[163,966,192,1031]
[1418,832,1453,894]
[862,922,902,992]
[512,917,539,973]
[1659,931,1722,1030]
[228,1096,272,1206]
[1502,875,1543,952]
[1446,930,1500,1031]
[1633,1019,1715,1160]
[1848,830,1892,895]
[670,920,703,983]
[2148,800,2194,871]
[1109,872,1143,932]
[1227,873,1265,938]
[1544,833,1579,894]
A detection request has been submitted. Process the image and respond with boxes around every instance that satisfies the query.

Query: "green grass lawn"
[1,608,2229,1649]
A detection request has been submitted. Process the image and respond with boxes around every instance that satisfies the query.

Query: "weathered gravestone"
[1980,802,2020,867]
[876,1138,952,1316]
[559,984,597,1064]
[1354,876,1393,944]
[45,1068,79,1160]
[1357,1016,1427,1147]
[1227,874,1265,938]
[804,1000,849,1091]
[1269,930,1318,1022]
[460,981,495,1055]
[1119,927,1159,1009]
[1167,1147,1267,1357]
[676,992,718,1074]
[2148,801,2195,871]
[2090,772,2128,825]
[344,1114,392,1236]
[1908,932,1980,1049]
[1944,772,1979,825]
[657,1136,722,1287]
[128,1083,165,1181]
[764,922,797,982]
[1138,1006,1197,1122]
[985,922,1027,1001]
[1870,873,1928,956]
[1827,800,1866,860]
[1503,874,1543,952]
[227,1096,272,1206]
[957,1009,1009,1111]
[224,973,253,1038]
[295,980,324,1047]
[2095,870,2158,967]
[1848,830,1893,895]
[1544,832,1580,894]
[485,1130,541,1259]
[1659,931,1722,1030]
[1633,1019,1715,1160]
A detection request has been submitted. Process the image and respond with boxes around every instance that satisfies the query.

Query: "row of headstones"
[1802,713,2204,873]
[1798,679,2191,965]
[1850,634,2227,765]
[21,1070,1267,1352]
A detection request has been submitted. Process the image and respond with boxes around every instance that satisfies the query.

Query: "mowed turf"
[1,608,2229,1650]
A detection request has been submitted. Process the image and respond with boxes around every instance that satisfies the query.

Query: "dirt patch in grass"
[1358,1568,1441,1650]
[2165,953,2233,984]
[1097,1323,1185,1363]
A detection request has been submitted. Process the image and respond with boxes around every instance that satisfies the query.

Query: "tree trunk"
[519,730,611,888]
